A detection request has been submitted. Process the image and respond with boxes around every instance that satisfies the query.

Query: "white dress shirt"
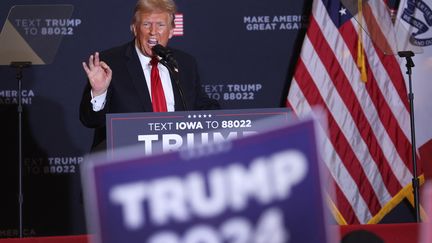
[90,46,175,112]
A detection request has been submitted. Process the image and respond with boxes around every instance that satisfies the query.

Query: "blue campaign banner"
[83,117,331,243]
[107,108,291,158]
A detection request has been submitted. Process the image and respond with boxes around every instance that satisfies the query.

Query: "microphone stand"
[398,50,420,222]
[158,58,188,111]
[10,61,32,237]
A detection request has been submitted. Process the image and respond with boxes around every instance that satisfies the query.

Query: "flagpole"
[398,50,420,222]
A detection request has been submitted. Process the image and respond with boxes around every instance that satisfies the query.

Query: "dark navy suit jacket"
[79,40,219,150]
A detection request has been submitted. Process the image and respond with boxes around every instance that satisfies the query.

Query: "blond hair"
[132,0,177,27]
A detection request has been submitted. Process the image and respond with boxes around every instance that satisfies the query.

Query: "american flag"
[173,13,184,36]
[287,0,415,224]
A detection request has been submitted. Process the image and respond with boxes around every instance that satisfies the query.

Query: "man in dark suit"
[80,0,219,150]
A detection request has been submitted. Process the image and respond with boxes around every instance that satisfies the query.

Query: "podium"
[106,108,292,158]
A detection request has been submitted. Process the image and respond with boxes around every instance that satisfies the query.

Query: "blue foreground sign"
[83,116,331,243]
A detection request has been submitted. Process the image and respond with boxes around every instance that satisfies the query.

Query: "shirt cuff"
[90,90,107,112]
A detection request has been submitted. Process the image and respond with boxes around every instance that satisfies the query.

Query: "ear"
[131,24,137,37]
[168,28,174,39]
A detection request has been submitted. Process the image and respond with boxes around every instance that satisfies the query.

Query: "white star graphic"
[339,7,347,16]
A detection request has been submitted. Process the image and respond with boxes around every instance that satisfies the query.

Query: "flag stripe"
[294,56,382,216]
[307,15,403,198]
[289,79,365,223]
[360,3,412,132]
[313,3,412,194]
[287,0,414,224]
[174,13,184,36]
[362,3,395,55]
[340,19,414,177]
[305,16,393,208]
[362,2,411,113]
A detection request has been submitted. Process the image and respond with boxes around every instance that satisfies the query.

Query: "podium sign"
[83,117,331,243]
[106,108,291,158]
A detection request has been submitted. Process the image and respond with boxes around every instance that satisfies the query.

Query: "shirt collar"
[135,45,152,67]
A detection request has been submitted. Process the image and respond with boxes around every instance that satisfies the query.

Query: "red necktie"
[150,57,167,112]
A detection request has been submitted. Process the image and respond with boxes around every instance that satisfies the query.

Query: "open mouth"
[148,38,158,47]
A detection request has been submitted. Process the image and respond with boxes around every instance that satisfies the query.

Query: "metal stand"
[10,61,31,237]
[398,51,420,222]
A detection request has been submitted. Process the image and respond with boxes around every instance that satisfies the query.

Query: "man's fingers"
[100,62,112,77]
[94,52,100,67]
[82,62,90,74]
[83,52,111,86]
[106,67,113,78]
[100,61,110,70]
[88,54,94,69]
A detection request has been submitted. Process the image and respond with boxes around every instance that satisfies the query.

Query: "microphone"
[152,44,179,72]
[151,44,187,110]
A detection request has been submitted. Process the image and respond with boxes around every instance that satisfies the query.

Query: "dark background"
[0,0,414,238]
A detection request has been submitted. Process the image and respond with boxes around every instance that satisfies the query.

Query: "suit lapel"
[125,42,153,111]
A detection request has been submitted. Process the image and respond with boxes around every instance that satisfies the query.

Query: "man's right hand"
[82,52,112,96]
